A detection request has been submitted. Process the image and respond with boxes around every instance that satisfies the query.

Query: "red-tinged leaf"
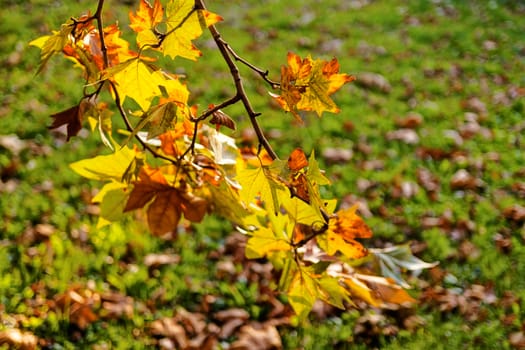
[288,148,308,172]
[129,0,164,33]
[272,52,355,120]
[49,105,82,141]
[331,205,373,241]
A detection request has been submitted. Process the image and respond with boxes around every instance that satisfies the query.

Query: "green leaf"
[70,146,139,181]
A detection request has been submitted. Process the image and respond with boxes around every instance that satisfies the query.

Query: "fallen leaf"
[394,112,423,129]
[144,253,181,267]
[450,169,484,190]
[503,204,525,223]
[230,323,282,350]
[386,129,419,144]
[0,329,38,350]
[355,72,391,93]
[321,147,353,164]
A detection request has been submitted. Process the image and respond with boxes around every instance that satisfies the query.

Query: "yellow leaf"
[317,205,372,259]
[92,182,130,228]
[245,226,291,259]
[70,146,139,181]
[287,269,318,321]
[343,276,381,307]
[237,164,287,216]
[103,58,166,111]
[163,0,222,60]
[30,20,75,73]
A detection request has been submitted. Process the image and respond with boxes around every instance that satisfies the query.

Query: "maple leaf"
[129,0,164,33]
[124,165,207,235]
[245,226,291,259]
[271,52,355,120]
[287,267,350,320]
[129,0,164,48]
[70,146,140,181]
[162,0,222,60]
[92,182,130,228]
[317,205,372,260]
[103,58,167,111]
[30,19,76,74]
[49,105,82,141]
[237,162,287,215]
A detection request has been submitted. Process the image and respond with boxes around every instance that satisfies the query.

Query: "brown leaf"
[49,104,85,141]
[355,72,391,93]
[503,204,525,223]
[321,147,353,164]
[0,329,38,350]
[125,166,207,235]
[394,112,423,129]
[100,291,134,319]
[416,167,440,199]
[230,323,282,350]
[386,129,419,144]
[209,107,236,131]
[450,169,484,190]
[150,318,188,348]
[509,331,525,349]
[144,253,180,267]
[52,289,99,330]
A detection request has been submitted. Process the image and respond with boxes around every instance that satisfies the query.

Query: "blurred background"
[1,0,524,349]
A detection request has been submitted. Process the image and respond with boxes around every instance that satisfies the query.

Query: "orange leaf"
[129,0,164,33]
[124,165,207,235]
[331,204,372,241]
[272,52,355,119]
[288,148,308,171]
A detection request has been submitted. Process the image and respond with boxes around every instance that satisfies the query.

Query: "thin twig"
[194,0,278,160]
[220,39,280,89]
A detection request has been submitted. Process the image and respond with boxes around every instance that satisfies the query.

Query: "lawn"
[1,0,524,349]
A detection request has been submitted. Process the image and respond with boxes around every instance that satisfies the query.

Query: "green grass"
[1,0,525,348]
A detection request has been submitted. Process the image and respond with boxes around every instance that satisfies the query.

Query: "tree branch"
[194,0,278,160]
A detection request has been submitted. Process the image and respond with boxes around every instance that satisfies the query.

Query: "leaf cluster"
[31,0,434,320]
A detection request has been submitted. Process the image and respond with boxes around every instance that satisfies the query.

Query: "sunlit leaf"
[92,181,130,227]
[237,163,287,215]
[162,0,222,60]
[288,268,318,321]
[30,19,76,73]
[245,226,291,259]
[103,58,166,111]
[124,165,207,235]
[70,146,140,181]
[271,52,355,120]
